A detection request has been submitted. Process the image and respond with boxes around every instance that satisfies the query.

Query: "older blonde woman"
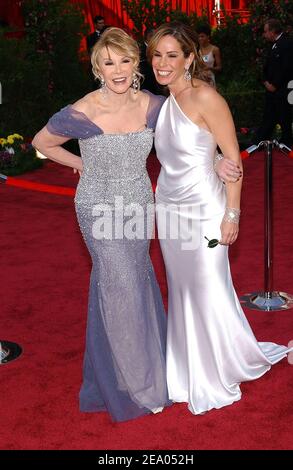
[32,27,171,422]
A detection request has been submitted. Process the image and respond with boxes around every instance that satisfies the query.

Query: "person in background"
[87,16,108,90]
[140,28,161,94]
[86,15,106,55]
[197,24,222,87]
[255,19,293,148]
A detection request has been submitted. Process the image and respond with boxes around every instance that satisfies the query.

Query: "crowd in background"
[86,15,292,148]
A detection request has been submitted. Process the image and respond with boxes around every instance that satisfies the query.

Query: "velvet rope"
[1,147,291,197]
[240,145,258,159]
[0,175,76,196]
[0,174,156,197]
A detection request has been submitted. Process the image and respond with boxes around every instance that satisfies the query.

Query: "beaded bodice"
[46,91,165,207]
[76,129,154,206]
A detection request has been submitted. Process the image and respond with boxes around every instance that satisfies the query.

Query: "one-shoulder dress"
[155,94,292,415]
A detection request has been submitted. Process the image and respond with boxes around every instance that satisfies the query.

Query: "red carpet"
[0,151,292,450]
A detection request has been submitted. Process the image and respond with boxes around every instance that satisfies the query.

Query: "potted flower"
[0,133,43,176]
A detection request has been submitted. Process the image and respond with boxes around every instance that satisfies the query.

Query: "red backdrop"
[0,0,249,31]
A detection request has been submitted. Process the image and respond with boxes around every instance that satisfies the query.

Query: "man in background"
[86,16,106,55]
[140,28,161,95]
[255,19,293,148]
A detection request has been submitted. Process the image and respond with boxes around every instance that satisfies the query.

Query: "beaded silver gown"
[46,91,170,422]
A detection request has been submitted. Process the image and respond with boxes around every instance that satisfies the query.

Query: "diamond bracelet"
[223,207,241,224]
[213,153,224,171]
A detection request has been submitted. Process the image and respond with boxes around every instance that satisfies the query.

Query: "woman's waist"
[158,162,214,183]
[155,190,226,221]
[81,170,147,182]
[75,176,153,206]
[156,172,225,204]
[157,167,218,192]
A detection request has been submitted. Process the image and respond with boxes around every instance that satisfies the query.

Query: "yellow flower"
[7,136,15,144]
[12,133,24,140]
[1,133,23,148]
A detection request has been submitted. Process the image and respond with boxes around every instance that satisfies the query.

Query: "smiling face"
[98,47,134,94]
[151,35,193,88]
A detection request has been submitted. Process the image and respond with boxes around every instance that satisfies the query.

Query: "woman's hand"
[73,168,82,177]
[215,157,242,183]
[220,219,239,245]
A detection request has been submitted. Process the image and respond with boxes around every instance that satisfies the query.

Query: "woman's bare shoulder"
[187,80,217,101]
[71,91,98,113]
[137,89,151,108]
[211,44,220,53]
[185,81,226,115]
[197,87,231,122]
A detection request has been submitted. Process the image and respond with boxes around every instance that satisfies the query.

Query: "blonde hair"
[147,22,211,84]
[91,27,143,88]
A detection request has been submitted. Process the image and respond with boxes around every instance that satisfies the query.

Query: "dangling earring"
[99,76,105,88]
[132,73,139,93]
[98,75,107,98]
[184,67,191,81]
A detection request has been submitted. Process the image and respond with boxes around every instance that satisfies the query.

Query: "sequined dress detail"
[46,91,170,422]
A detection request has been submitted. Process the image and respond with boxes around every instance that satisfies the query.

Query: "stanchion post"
[0,340,22,364]
[264,140,273,296]
[240,140,293,311]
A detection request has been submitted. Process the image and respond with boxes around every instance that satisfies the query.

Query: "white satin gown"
[154,93,291,415]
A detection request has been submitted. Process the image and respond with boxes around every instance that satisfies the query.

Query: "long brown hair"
[147,22,211,84]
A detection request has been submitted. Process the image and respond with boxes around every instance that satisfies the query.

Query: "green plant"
[0,0,92,139]
[248,0,293,70]
[0,133,43,175]
[220,86,264,131]
[212,13,260,87]
[249,0,293,39]
[122,0,208,40]
[122,0,170,39]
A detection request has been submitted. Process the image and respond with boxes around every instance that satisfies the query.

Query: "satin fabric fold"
[155,94,291,415]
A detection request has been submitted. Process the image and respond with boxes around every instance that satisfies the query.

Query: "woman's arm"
[198,87,242,245]
[211,45,222,73]
[32,127,83,172]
